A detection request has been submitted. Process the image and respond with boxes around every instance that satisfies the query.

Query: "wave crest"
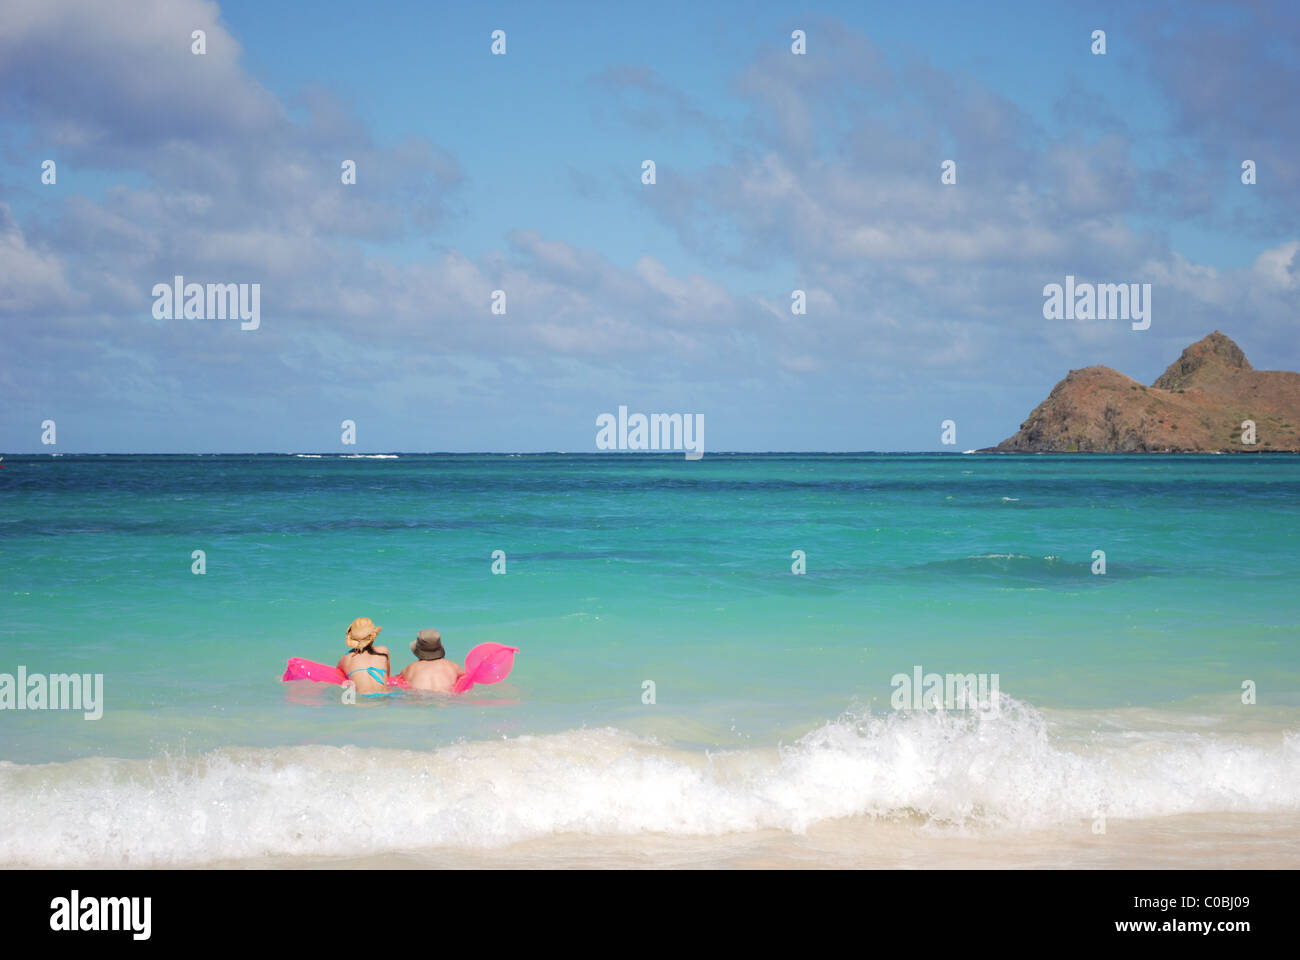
[2,701,1298,866]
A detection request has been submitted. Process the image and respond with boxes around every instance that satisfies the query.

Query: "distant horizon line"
[2,450,1295,457]
[3,449,973,456]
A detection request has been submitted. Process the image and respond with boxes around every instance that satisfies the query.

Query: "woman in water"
[336,617,391,695]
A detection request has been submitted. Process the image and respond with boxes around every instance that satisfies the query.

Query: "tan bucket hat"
[410,628,445,661]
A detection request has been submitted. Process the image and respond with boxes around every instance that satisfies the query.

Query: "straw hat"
[345,616,383,650]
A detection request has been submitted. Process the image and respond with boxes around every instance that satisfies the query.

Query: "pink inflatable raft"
[282,642,519,694]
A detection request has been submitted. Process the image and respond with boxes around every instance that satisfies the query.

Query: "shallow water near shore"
[1,453,1297,867]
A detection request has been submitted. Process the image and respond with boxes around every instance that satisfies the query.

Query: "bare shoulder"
[372,644,390,655]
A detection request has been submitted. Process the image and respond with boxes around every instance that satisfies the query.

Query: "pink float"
[452,642,520,693]
[280,657,409,687]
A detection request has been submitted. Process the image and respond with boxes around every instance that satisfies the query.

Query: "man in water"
[401,629,465,693]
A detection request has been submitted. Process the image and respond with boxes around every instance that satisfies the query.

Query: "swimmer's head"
[411,628,446,661]
[345,617,383,650]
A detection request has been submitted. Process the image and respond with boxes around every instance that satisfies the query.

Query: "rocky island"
[990,332,1300,453]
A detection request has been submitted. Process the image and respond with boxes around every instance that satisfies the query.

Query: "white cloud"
[0,203,76,313]
[1253,240,1299,290]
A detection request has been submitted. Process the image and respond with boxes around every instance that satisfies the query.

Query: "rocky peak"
[991,332,1300,453]
[1153,331,1252,391]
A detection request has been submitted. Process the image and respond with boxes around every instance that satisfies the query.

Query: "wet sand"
[200,811,1300,869]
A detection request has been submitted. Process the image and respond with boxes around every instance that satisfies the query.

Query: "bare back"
[401,659,463,693]
[337,647,390,695]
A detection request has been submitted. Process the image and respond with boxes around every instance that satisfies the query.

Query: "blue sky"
[1,0,1296,452]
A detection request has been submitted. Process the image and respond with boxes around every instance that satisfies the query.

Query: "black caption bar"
[0,868,1285,947]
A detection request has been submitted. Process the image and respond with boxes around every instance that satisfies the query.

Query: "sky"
[1,0,1297,452]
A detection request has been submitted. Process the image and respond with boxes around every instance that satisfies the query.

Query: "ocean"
[1,453,1298,868]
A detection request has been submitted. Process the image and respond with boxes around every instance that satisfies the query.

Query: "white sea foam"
[2,700,1297,866]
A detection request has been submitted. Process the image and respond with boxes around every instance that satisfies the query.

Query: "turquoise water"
[2,453,1298,865]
